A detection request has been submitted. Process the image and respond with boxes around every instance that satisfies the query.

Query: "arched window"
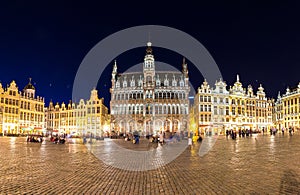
[156,78,161,86]
[138,79,143,87]
[181,105,185,114]
[159,104,162,114]
[172,79,177,87]
[115,105,119,114]
[140,105,143,114]
[164,79,169,86]
[147,76,151,83]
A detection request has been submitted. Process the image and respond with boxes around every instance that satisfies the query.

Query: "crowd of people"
[147,131,184,145]
[121,131,187,145]
[124,133,140,144]
[267,127,295,136]
[50,135,66,144]
[225,127,296,140]
[226,129,254,139]
[26,135,43,143]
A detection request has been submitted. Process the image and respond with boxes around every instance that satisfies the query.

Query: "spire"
[237,74,240,82]
[113,60,117,73]
[144,42,155,72]
[148,31,151,43]
[112,60,118,83]
[182,57,188,78]
[23,78,34,91]
[146,42,152,54]
[258,84,264,92]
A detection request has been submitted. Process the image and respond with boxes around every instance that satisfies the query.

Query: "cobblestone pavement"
[0,133,300,194]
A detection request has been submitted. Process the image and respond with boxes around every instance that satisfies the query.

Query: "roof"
[24,78,35,90]
[117,71,183,80]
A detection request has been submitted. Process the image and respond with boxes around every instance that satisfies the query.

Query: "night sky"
[1,1,300,109]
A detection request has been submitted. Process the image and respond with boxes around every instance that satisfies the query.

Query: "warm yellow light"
[103,124,109,132]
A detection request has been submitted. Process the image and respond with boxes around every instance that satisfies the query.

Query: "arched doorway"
[128,120,134,134]
[119,120,125,134]
[164,119,171,132]
[145,120,153,135]
[172,120,179,132]
[154,119,163,134]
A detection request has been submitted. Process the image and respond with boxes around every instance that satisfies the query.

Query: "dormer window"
[123,80,127,88]
[164,79,169,86]
[138,80,143,87]
[156,79,161,86]
[172,79,177,87]
[180,80,184,87]
[130,80,135,87]
[220,87,223,93]
[146,76,151,83]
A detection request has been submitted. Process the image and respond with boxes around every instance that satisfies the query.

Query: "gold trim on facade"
[0,79,44,135]
[194,75,273,135]
[45,89,109,137]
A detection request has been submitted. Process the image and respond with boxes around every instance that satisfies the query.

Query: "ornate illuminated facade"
[194,79,213,134]
[0,79,45,135]
[275,83,300,130]
[194,75,273,135]
[46,88,108,136]
[212,79,230,133]
[46,101,76,135]
[110,42,190,135]
[85,89,108,136]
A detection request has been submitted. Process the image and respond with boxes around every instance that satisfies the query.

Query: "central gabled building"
[110,42,190,136]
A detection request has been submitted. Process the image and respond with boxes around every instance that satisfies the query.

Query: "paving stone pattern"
[0,133,300,194]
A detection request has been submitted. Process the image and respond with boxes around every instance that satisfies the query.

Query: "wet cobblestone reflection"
[0,133,299,194]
